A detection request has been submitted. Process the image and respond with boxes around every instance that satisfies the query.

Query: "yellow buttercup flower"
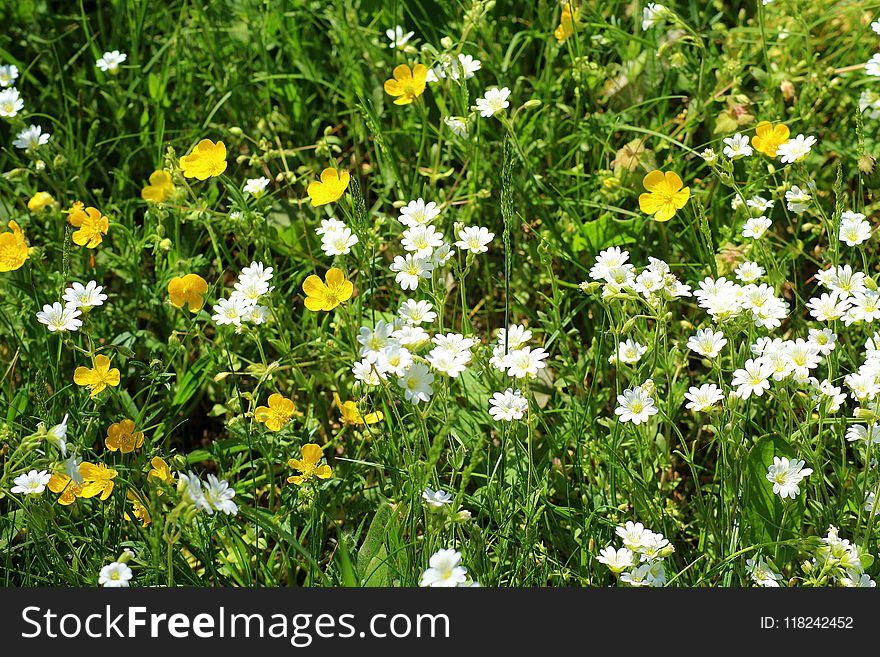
[167,273,209,312]
[70,206,108,248]
[28,191,55,213]
[73,354,121,396]
[307,168,350,206]
[254,393,298,431]
[105,418,145,453]
[0,220,29,272]
[78,462,118,500]
[48,472,84,505]
[334,392,383,426]
[302,267,353,311]
[179,139,227,180]
[148,456,175,493]
[384,63,427,105]
[125,489,152,527]
[554,4,579,43]
[141,170,175,202]
[751,121,790,157]
[287,443,332,485]
[638,170,691,222]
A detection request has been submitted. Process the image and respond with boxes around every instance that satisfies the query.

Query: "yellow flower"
[638,170,691,222]
[148,456,175,493]
[554,4,579,43]
[254,393,298,432]
[125,489,152,527]
[71,206,108,248]
[334,392,383,426]
[0,220,29,272]
[73,354,121,396]
[105,418,145,453]
[383,63,428,105]
[78,462,118,500]
[28,191,54,213]
[307,168,350,206]
[179,139,227,180]
[751,121,790,157]
[67,201,85,225]
[48,472,84,505]
[141,170,175,202]
[287,443,332,485]
[302,267,353,311]
[167,273,209,312]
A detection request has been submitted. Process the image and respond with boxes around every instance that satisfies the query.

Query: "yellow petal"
[638,193,663,215]
[300,443,324,465]
[392,64,413,82]
[642,170,666,192]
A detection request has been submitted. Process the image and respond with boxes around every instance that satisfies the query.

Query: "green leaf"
[743,435,804,562]
[576,215,641,252]
[356,502,395,587]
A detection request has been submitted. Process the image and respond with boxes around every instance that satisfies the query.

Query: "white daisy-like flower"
[683,384,725,412]
[99,562,133,588]
[392,323,431,347]
[243,177,270,196]
[0,87,24,117]
[785,185,811,214]
[63,280,108,311]
[13,124,50,150]
[777,134,816,164]
[807,293,851,322]
[398,299,436,325]
[609,339,647,365]
[765,456,812,499]
[589,247,630,281]
[475,87,511,118]
[616,521,650,551]
[96,50,127,72]
[390,253,434,290]
[596,546,634,574]
[211,296,250,326]
[722,133,753,159]
[0,64,19,87]
[315,217,347,236]
[36,302,83,332]
[614,385,658,425]
[488,388,529,421]
[201,474,238,515]
[432,242,456,267]
[866,53,880,77]
[641,3,666,30]
[454,225,494,254]
[422,488,453,508]
[376,344,413,377]
[731,357,774,399]
[10,469,52,496]
[402,224,445,257]
[687,328,727,358]
[444,116,468,138]
[320,226,359,256]
[742,216,772,239]
[746,556,783,587]
[734,261,765,283]
[386,25,414,49]
[399,198,441,228]
[807,328,837,355]
[700,148,718,164]
[746,196,774,213]
[450,54,482,80]
[397,363,435,404]
[419,549,468,587]
[352,358,384,386]
[502,346,549,379]
[357,320,397,362]
[838,211,871,247]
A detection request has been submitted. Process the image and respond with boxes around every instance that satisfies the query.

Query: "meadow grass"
[1,0,880,587]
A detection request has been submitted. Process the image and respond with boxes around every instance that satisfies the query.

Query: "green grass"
[1,0,880,587]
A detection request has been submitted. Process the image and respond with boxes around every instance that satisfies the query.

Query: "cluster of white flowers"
[419,548,479,587]
[597,521,674,587]
[641,3,667,31]
[177,471,238,516]
[811,264,880,326]
[722,131,815,164]
[211,261,273,328]
[317,216,359,257]
[693,276,789,328]
[588,248,692,307]
[811,526,876,587]
[0,64,54,152]
[36,280,108,333]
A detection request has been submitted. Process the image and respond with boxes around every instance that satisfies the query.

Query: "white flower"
[766,456,812,499]
[315,217,347,236]
[641,3,666,30]
[423,488,453,507]
[734,260,764,283]
[609,339,647,364]
[620,564,651,587]
[700,148,717,164]
[742,216,772,239]
[46,414,70,456]
[844,372,880,402]
[597,546,634,574]
[63,280,108,311]
[746,557,783,587]
[211,296,250,326]
[475,87,511,118]
[684,384,725,412]
[616,521,649,551]
[244,304,271,325]
[386,25,414,49]
[687,328,727,358]
[0,87,24,117]
[201,474,238,515]
[731,357,774,399]
[777,134,816,164]
[873,20,880,36]
[809,378,845,413]
[36,302,83,332]
[444,116,468,138]
[231,275,268,306]
[240,260,273,285]
[722,133,753,159]
[589,247,629,281]
[746,196,774,213]
[357,320,397,362]
[839,211,871,246]
[96,50,127,72]
[454,225,494,254]
[11,469,52,495]
[243,177,270,196]
[0,64,19,87]
[398,299,436,325]
[398,363,434,404]
[785,339,821,379]
[390,254,434,290]
[451,54,482,80]
[399,198,441,227]
[497,324,533,350]
[866,53,880,77]
[785,185,811,214]
[847,289,880,324]
[427,347,469,377]
[178,471,209,511]
[817,264,866,299]
[845,424,880,445]
[807,328,837,355]
[13,124,50,150]
[376,344,413,377]
[402,224,444,257]
[866,491,876,513]
[320,226,359,256]
[841,570,876,588]
[503,346,549,379]
[807,292,851,322]
[419,549,468,587]
[392,323,431,347]
[99,562,133,588]
[615,385,658,425]
[352,358,384,386]
[432,242,456,267]
[489,388,529,421]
